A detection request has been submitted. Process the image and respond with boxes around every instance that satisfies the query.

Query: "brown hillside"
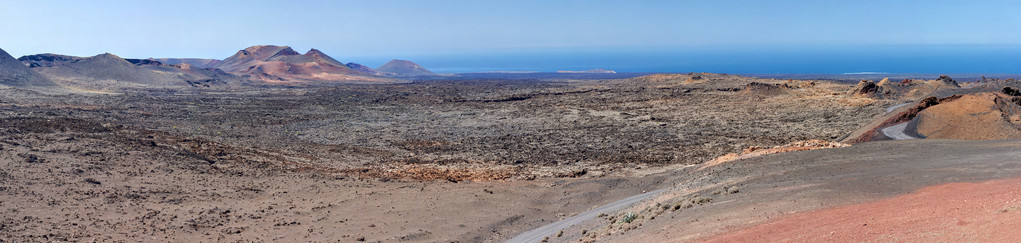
[215,45,389,83]
[914,91,1021,140]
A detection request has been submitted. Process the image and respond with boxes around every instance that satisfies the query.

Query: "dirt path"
[508,188,668,243]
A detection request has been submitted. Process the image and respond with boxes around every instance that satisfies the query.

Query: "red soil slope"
[704,177,1021,242]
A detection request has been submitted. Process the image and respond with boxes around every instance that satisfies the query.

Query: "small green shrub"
[619,212,637,224]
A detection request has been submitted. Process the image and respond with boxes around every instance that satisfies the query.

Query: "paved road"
[507,188,668,243]
[886,102,911,113]
[881,122,918,140]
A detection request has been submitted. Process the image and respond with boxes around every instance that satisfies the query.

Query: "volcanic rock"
[18,53,85,68]
[1002,87,1021,96]
[935,75,959,87]
[739,82,789,96]
[346,63,381,75]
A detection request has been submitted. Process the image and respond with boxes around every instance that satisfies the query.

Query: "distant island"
[556,69,616,74]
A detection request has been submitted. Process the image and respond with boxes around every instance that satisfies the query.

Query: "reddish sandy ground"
[704,177,1021,242]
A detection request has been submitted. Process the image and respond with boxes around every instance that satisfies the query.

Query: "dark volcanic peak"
[376,59,434,76]
[18,53,85,68]
[216,45,357,73]
[266,46,301,60]
[125,58,164,66]
[216,45,297,72]
[0,47,60,87]
[346,62,380,75]
[303,48,345,67]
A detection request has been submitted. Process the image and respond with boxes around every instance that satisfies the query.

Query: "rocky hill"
[23,52,241,90]
[214,45,390,83]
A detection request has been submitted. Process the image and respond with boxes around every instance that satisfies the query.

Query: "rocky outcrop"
[739,82,790,96]
[850,80,879,95]
[125,58,166,67]
[936,75,959,88]
[703,139,849,168]
[18,53,85,68]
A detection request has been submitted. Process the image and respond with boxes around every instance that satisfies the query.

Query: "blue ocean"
[354,45,1021,74]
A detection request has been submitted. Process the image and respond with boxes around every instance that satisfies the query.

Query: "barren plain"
[0,73,899,241]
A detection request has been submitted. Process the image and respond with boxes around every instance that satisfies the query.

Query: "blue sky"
[1,0,1019,72]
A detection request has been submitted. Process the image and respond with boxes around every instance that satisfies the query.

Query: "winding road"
[509,103,920,242]
[881,122,918,140]
[885,102,911,113]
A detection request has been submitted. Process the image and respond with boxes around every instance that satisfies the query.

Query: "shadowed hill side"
[33,53,193,88]
[127,58,247,88]
[0,47,61,89]
[345,62,382,75]
[23,52,242,90]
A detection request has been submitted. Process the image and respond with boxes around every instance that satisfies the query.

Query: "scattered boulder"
[1002,87,1021,96]
[850,80,880,96]
[848,80,897,98]
[935,75,959,88]
[740,82,789,96]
